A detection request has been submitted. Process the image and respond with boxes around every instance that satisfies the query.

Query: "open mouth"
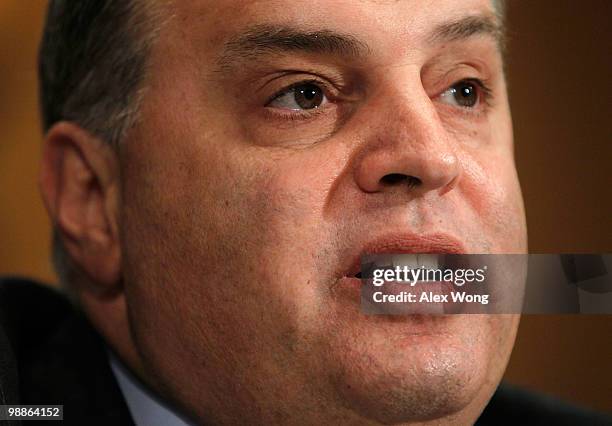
[352,253,476,284]
[336,234,489,315]
[341,232,468,280]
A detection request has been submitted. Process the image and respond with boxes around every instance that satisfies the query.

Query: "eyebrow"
[217,14,504,70]
[427,14,505,49]
[217,25,370,70]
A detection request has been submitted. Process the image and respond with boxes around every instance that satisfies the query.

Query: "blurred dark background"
[0,0,610,413]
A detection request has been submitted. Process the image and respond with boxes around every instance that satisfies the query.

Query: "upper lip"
[343,233,467,278]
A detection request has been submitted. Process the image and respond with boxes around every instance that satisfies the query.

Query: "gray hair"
[39,0,163,286]
[492,0,506,21]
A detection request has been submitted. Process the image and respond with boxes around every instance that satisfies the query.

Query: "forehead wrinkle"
[216,24,371,71]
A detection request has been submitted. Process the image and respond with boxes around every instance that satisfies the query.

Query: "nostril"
[381,173,406,185]
[407,176,422,188]
[380,173,422,188]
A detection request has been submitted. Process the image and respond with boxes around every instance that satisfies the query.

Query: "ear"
[39,122,121,292]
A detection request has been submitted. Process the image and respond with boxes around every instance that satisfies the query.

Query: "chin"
[325,317,498,424]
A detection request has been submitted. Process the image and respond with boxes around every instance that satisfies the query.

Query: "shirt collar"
[108,351,197,426]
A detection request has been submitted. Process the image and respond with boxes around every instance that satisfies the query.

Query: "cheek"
[118,136,342,391]
[121,133,345,326]
[237,147,345,283]
[459,151,527,252]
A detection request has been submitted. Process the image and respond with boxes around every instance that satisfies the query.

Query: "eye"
[267,82,328,111]
[438,79,483,108]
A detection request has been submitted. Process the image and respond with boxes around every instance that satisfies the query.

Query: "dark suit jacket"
[0,278,610,425]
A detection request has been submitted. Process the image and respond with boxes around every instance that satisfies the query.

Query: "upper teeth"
[392,254,440,270]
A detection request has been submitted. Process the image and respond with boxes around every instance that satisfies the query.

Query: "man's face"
[119,0,526,423]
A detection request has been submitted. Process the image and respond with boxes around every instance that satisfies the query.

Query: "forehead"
[169,0,498,52]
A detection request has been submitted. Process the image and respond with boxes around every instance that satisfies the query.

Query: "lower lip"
[334,278,458,339]
[337,277,467,315]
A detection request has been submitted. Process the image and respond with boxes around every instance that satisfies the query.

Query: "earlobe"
[39,122,122,292]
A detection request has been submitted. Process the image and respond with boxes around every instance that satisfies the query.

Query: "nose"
[354,93,461,197]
